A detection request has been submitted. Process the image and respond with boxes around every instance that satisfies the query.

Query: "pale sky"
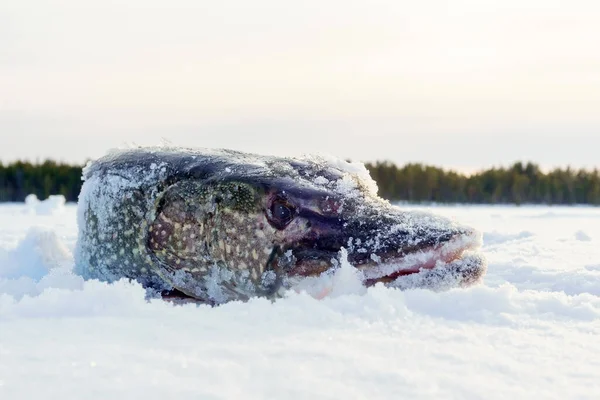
[1,0,599,170]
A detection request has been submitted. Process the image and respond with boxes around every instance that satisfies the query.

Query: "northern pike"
[75,148,486,304]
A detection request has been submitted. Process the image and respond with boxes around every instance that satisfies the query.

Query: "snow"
[24,194,67,215]
[306,153,380,196]
[575,230,592,241]
[2,203,600,399]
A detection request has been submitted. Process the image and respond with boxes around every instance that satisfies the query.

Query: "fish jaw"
[359,233,486,287]
[284,208,487,290]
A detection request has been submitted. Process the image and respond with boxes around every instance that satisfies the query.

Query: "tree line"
[0,161,82,202]
[0,160,599,205]
[365,161,600,205]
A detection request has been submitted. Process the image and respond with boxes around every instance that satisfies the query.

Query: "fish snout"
[344,210,482,273]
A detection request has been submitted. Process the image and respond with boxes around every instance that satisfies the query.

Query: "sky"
[1,0,599,171]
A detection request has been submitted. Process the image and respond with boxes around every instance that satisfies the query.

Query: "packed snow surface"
[1,202,600,399]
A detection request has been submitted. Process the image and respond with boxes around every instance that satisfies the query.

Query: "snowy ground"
[1,200,600,399]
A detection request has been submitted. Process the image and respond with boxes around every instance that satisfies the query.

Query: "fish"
[74,147,486,304]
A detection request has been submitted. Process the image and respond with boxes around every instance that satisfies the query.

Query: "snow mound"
[25,194,67,215]
[0,226,79,300]
[575,230,592,241]
[289,248,367,299]
[0,226,72,280]
[484,230,534,245]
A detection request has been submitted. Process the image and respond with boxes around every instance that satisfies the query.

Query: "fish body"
[74,147,486,304]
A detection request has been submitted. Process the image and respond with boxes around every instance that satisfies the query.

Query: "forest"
[0,160,599,205]
[366,161,600,205]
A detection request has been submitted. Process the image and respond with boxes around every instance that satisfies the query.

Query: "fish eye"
[268,199,296,229]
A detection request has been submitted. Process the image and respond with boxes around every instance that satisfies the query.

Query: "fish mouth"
[359,235,485,287]
[287,231,486,290]
[285,208,487,290]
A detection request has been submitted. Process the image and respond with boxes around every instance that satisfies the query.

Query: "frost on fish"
[74,146,487,304]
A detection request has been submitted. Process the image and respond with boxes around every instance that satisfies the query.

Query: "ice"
[2,203,600,398]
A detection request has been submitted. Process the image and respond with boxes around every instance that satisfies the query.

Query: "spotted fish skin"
[75,147,486,304]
